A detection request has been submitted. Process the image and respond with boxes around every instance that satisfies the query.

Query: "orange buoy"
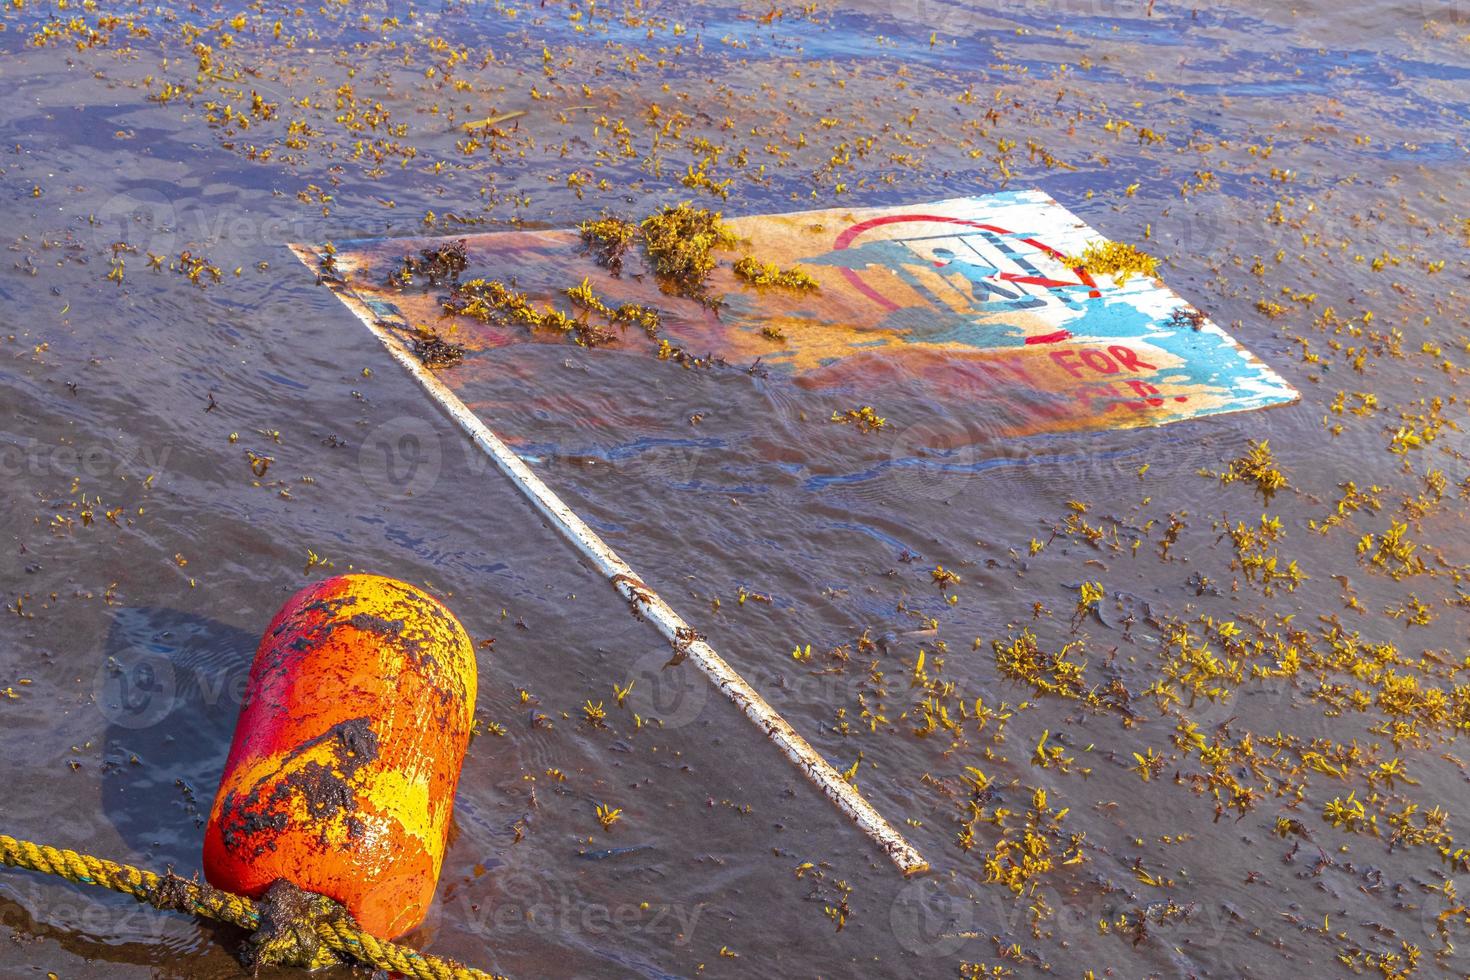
[202,574,476,939]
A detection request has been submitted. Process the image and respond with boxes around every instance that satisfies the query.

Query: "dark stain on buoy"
[203,574,477,939]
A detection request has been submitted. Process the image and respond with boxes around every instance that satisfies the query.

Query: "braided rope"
[0,834,500,979]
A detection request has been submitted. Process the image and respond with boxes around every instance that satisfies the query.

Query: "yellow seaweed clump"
[445,278,550,329]
[830,406,887,432]
[565,277,662,338]
[1067,239,1159,284]
[732,256,819,292]
[992,628,1089,699]
[578,216,637,276]
[639,202,737,299]
[1217,439,1288,501]
[981,786,1085,895]
[445,278,612,347]
[1357,519,1428,579]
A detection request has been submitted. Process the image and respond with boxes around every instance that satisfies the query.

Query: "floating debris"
[1068,239,1160,284]
[445,278,614,347]
[565,277,661,337]
[830,406,886,432]
[639,202,737,299]
[578,843,654,861]
[461,110,525,132]
[1168,305,1207,331]
[1216,439,1289,501]
[578,216,638,276]
[387,240,468,289]
[732,256,819,292]
[409,329,465,368]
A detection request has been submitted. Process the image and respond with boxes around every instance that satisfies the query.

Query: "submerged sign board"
[297,190,1295,438]
[288,191,1296,872]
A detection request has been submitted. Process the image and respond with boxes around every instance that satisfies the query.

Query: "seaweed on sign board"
[387,240,468,289]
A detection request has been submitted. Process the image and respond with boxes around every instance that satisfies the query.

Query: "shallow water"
[1,1,1468,977]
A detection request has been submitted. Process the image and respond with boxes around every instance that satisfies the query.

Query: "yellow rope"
[0,833,501,980]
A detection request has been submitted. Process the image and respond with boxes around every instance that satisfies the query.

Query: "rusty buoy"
[203,574,477,939]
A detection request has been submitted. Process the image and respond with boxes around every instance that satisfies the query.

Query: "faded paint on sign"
[298,189,1296,439]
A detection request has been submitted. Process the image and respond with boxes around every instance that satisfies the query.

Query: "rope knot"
[244,879,354,972]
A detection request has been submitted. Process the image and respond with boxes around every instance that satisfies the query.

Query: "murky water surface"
[1,1,1468,977]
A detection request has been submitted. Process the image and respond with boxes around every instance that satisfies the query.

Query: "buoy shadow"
[96,605,256,872]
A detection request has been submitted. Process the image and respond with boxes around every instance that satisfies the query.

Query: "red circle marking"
[833,213,1100,345]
